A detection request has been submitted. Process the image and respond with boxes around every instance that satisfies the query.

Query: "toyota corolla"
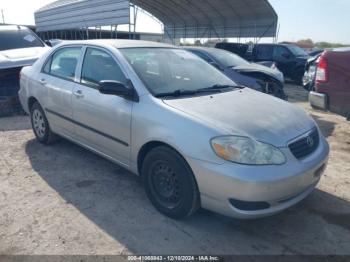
[19,40,329,219]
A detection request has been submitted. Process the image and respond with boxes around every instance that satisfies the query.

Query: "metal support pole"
[134,6,138,39]
[1,9,5,24]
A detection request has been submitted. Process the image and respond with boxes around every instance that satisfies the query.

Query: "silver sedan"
[19,40,329,219]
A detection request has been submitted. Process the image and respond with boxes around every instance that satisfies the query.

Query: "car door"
[327,51,350,116]
[72,46,132,167]
[253,45,273,63]
[273,46,295,78]
[40,46,83,138]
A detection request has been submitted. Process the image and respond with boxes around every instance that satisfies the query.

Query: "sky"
[0,0,349,44]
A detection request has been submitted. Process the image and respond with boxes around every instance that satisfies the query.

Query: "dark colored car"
[251,44,310,85]
[216,43,309,85]
[308,49,324,57]
[0,25,49,116]
[215,42,250,58]
[309,48,350,120]
[185,47,287,100]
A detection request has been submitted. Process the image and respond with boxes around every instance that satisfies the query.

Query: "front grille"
[0,67,23,116]
[289,129,320,159]
[0,67,21,96]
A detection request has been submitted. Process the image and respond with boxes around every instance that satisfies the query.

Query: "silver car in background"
[19,40,329,219]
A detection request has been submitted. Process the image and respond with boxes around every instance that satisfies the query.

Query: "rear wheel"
[30,102,57,144]
[141,146,200,219]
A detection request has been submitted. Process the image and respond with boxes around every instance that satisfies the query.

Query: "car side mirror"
[98,80,138,102]
[44,40,52,47]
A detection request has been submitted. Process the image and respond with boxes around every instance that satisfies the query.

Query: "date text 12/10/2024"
[127,256,221,261]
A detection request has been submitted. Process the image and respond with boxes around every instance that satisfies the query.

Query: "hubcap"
[150,162,181,208]
[32,109,46,138]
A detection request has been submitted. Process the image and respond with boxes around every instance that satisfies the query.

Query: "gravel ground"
[0,84,349,255]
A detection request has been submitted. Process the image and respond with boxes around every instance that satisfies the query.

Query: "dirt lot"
[0,84,350,255]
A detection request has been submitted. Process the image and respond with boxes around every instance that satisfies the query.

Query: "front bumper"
[309,91,327,110]
[187,136,330,219]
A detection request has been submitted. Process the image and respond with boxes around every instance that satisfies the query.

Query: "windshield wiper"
[197,84,245,92]
[155,85,244,98]
[154,89,199,98]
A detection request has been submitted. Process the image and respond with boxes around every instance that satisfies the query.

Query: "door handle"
[39,79,47,85]
[73,90,84,98]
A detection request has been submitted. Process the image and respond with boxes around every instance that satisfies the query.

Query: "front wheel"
[141,146,200,219]
[294,68,305,86]
[30,102,57,144]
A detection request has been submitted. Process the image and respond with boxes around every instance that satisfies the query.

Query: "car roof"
[183,46,209,50]
[183,46,222,53]
[0,25,30,31]
[332,47,350,52]
[58,39,176,49]
[255,43,291,47]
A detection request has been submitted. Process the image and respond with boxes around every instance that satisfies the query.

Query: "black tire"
[30,102,57,144]
[294,68,305,86]
[141,146,200,219]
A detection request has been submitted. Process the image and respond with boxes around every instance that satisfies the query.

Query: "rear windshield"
[207,48,250,68]
[0,28,44,51]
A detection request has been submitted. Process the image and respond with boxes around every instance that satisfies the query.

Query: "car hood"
[0,46,49,69]
[163,88,315,147]
[233,63,284,83]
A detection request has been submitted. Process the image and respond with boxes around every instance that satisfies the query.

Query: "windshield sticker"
[23,35,36,42]
[172,50,196,60]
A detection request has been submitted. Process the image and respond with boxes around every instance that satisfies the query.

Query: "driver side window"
[81,47,127,88]
[273,46,291,61]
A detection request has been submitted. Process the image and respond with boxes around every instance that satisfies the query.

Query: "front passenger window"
[49,47,81,81]
[81,48,127,88]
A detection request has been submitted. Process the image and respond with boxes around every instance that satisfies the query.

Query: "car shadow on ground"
[25,138,350,254]
[311,114,336,138]
[0,115,31,131]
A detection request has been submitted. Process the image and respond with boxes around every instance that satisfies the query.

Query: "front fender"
[129,95,225,173]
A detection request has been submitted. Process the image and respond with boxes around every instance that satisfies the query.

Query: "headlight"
[211,136,286,165]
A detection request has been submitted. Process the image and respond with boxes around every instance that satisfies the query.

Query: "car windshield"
[206,48,250,68]
[120,48,237,97]
[287,45,308,57]
[0,28,44,51]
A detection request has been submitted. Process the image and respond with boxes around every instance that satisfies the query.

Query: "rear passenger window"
[255,45,273,60]
[49,47,81,81]
[81,48,126,88]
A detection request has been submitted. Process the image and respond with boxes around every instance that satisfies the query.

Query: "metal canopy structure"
[35,0,130,32]
[35,0,278,41]
[131,0,278,40]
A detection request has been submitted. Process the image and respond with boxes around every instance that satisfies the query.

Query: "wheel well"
[28,97,38,111]
[137,141,177,175]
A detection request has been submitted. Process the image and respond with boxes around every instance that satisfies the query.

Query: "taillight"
[316,53,328,83]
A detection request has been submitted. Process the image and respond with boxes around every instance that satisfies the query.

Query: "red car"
[309,48,350,120]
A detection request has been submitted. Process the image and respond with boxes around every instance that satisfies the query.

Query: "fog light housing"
[229,199,271,211]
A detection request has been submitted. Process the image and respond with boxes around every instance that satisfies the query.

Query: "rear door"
[253,45,273,62]
[40,46,83,138]
[72,46,133,167]
[273,46,295,77]
[327,51,350,115]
